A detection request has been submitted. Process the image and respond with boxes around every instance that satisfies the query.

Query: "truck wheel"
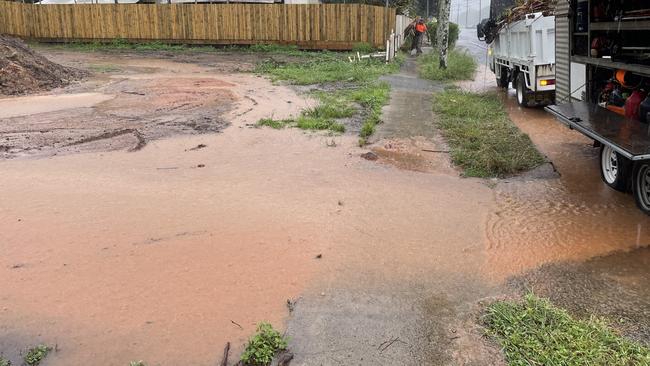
[600,145,631,192]
[632,161,650,215]
[516,74,532,107]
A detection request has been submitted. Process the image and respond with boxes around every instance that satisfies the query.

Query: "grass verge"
[419,49,477,81]
[484,294,650,366]
[43,39,313,55]
[432,90,544,177]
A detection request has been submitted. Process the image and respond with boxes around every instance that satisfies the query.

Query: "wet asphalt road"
[456,28,488,66]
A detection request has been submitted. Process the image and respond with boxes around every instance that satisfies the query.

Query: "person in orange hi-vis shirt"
[412,17,427,55]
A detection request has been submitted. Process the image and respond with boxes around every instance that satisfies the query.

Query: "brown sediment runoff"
[0,126,497,365]
[2,46,649,365]
[481,88,650,280]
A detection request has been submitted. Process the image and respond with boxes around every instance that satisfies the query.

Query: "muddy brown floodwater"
[462,65,650,280]
[0,49,648,366]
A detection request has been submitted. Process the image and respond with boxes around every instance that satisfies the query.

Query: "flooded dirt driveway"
[0,45,648,366]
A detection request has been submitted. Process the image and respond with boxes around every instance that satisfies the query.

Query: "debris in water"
[276,351,294,366]
[188,144,207,151]
[360,151,378,161]
[219,342,230,366]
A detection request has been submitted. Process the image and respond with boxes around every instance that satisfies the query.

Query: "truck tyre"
[600,145,631,192]
[632,161,650,215]
[516,74,532,107]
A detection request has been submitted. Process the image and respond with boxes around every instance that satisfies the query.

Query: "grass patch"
[419,49,477,81]
[0,356,10,366]
[51,39,216,53]
[256,57,399,85]
[241,322,288,366]
[256,51,399,141]
[343,82,390,143]
[432,90,544,177]
[129,361,146,366]
[484,294,650,366]
[257,118,293,129]
[257,115,345,134]
[257,81,389,139]
[23,345,51,366]
[296,116,345,132]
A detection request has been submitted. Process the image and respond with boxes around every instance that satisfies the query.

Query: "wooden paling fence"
[0,2,396,49]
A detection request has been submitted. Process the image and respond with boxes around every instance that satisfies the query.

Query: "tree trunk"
[437,0,451,69]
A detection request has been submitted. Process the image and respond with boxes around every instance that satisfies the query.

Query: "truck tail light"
[540,79,555,86]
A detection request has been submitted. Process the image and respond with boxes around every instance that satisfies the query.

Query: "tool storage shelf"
[590,20,650,31]
[572,55,650,78]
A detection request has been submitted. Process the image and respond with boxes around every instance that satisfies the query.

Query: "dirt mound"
[0,36,85,95]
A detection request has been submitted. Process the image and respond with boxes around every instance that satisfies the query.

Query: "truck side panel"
[555,1,571,101]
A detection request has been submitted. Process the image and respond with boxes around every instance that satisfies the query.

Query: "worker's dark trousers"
[412,32,423,54]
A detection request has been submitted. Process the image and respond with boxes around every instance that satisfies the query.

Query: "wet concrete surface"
[1,45,649,366]
[509,247,650,345]
[373,50,454,174]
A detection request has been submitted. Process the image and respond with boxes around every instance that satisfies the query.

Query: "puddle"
[483,90,650,279]
[0,93,114,118]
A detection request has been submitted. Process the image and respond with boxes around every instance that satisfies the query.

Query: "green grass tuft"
[52,39,215,53]
[432,90,544,177]
[257,118,293,129]
[23,345,51,366]
[352,42,375,54]
[0,356,10,366]
[419,49,477,81]
[484,294,650,366]
[241,322,288,366]
[295,116,345,133]
[129,362,146,366]
[347,82,390,142]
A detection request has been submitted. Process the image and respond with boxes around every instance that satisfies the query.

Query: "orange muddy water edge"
[0,52,648,366]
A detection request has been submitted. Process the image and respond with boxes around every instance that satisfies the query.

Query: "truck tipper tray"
[546,101,650,161]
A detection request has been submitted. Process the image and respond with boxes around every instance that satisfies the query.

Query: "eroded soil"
[0,48,313,159]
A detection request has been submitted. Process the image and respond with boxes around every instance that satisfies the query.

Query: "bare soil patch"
[0,48,311,159]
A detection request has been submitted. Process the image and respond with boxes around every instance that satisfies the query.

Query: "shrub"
[426,21,460,49]
[23,345,51,366]
[352,42,374,54]
[241,322,288,366]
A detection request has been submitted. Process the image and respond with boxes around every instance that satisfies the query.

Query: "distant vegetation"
[419,49,476,81]
[426,21,460,50]
[484,294,650,366]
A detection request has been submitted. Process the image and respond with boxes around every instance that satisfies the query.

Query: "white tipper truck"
[487,12,557,107]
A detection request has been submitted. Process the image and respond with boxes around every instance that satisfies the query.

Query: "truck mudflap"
[546,101,650,161]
